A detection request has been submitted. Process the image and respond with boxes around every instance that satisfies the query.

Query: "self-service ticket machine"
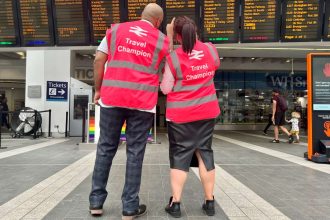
[306,54,330,163]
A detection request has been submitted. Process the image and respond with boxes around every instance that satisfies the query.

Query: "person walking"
[160,16,220,218]
[1,98,10,130]
[271,89,293,143]
[263,98,273,135]
[286,111,301,143]
[89,3,169,219]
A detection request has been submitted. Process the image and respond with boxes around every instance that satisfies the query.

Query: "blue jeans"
[89,107,154,212]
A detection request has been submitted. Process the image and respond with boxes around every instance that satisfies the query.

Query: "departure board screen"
[165,0,198,28]
[127,0,159,21]
[0,0,19,46]
[241,0,280,43]
[53,0,90,46]
[282,0,323,42]
[17,0,54,46]
[323,0,330,41]
[89,0,121,45]
[202,0,240,43]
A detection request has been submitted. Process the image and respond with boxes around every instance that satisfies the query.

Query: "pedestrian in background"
[263,97,273,135]
[89,3,169,219]
[1,98,10,130]
[161,16,220,218]
[271,89,293,143]
[286,111,301,143]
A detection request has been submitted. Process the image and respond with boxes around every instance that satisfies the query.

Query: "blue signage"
[46,81,68,102]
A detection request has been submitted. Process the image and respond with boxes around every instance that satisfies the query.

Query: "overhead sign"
[46,81,68,101]
[307,54,330,161]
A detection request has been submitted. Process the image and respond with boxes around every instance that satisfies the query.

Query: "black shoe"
[289,135,294,144]
[122,204,147,219]
[89,205,103,216]
[271,139,280,143]
[165,196,181,218]
[202,198,215,216]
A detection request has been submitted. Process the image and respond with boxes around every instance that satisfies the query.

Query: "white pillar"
[25,50,72,137]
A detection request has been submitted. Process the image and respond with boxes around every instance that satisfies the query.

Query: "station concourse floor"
[0,130,329,220]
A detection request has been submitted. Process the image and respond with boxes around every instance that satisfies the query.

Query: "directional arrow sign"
[58,89,66,95]
[46,81,68,102]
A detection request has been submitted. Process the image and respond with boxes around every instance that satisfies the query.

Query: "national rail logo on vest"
[117,26,151,58]
[129,26,148,37]
[189,50,204,60]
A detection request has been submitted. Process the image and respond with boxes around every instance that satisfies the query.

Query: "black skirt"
[167,119,216,172]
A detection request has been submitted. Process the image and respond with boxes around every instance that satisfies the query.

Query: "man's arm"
[272,100,277,124]
[93,51,108,104]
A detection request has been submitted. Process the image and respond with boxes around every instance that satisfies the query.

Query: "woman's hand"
[166,17,175,52]
[166,17,175,37]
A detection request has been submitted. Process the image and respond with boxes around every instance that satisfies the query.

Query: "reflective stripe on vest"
[205,43,220,67]
[170,50,214,92]
[102,79,158,92]
[167,94,218,108]
[108,26,165,75]
[110,24,119,56]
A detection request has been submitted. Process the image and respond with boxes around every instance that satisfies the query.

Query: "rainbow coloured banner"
[120,121,153,142]
[88,110,95,143]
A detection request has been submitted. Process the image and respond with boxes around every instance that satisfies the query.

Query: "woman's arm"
[160,63,175,94]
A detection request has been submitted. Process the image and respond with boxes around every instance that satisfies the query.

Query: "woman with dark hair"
[161,16,220,218]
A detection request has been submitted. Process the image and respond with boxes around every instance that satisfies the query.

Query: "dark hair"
[174,16,197,54]
[272,88,280,94]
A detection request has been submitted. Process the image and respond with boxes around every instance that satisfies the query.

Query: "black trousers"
[263,114,273,133]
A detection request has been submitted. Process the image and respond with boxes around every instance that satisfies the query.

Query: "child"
[286,111,300,143]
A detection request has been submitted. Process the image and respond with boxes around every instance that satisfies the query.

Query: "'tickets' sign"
[46,81,68,102]
[307,54,330,159]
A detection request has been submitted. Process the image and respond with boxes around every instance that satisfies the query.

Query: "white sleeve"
[97,37,108,54]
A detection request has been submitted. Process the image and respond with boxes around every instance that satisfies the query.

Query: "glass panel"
[215,71,307,125]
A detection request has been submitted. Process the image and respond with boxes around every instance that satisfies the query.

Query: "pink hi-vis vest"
[101,20,169,110]
[166,41,221,123]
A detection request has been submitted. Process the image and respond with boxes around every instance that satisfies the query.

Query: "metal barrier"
[0,109,52,149]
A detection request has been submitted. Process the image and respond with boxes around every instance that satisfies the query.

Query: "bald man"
[89,3,170,219]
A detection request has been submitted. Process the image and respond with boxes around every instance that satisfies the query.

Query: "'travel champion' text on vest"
[186,64,214,80]
[117,38,151,58]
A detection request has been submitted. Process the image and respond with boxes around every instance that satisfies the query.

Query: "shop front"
[214,71,307,130]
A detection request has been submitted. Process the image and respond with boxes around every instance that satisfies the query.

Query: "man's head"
[141,3,164,28]
[272,88,280,96]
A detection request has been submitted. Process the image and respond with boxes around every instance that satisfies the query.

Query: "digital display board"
[307,54,330,160]
[127,0,159,21]
[17,0,54,46]
[202,0,240,43]
[241,0,280,43]
[323,0,330,41]
[282,0,323,42]
[165,0,198,28]
[53,0,90,46]
[89,0,121,45]
[0,0,19,46]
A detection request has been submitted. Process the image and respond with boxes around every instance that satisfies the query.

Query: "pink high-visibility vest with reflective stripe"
[166,41,220,123]
[100,20,169,110]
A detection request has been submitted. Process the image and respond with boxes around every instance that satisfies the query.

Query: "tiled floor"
[0,131,329,220]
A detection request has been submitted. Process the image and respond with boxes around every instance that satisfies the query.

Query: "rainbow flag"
[120,121,153,142]
[88,113,95,143]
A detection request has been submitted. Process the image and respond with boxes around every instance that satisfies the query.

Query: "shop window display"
[215,71,307,125]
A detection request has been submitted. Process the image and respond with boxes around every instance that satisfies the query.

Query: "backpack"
[277,96,288,111]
